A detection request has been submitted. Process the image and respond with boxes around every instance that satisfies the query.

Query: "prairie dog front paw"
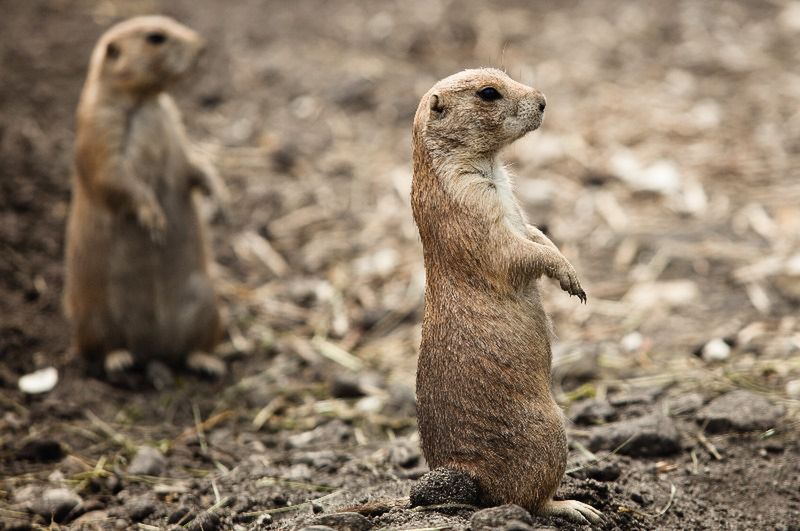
[136,200,167,243]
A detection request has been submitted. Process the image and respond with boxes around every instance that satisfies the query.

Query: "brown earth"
[1,1,799,530]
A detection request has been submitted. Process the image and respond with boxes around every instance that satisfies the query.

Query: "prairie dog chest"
[492,165,527,236]
[126,95,187,186]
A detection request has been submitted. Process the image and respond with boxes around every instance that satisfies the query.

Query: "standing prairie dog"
[411,69,601,525]
[64,16,227,379]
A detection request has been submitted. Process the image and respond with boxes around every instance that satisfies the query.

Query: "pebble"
[293,450,342,471]
[608,387,662,406]
[700,338,731,362]
[620,332,644,353]
[252,514,273,527]
[17,366,58,394]
[167,506,193,525]
[696,390,784,433]
[588,414,680,457]
[329,373,365,398]
[666,392,705,415]
[287,419,353,448]
[16,438,64,462]
[387,442,421,468]
[571,462,622,482]
[569,399,616,425]
[71,510,109,529]
[186,511,220,531]
[311,512,372,531]
[125,497,157,522]
[409,468,479,507]
[470,504,534,531]
[127,446,167,476]
[29,488,82,522]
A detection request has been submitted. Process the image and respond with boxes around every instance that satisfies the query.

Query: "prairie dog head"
[90,16,205,93]
[414,68,546,157]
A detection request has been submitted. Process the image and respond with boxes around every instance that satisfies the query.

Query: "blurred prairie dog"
[64,16,227,379]
[411,69,599,524]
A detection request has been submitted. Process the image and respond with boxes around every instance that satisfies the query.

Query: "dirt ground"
[2,0,800,529]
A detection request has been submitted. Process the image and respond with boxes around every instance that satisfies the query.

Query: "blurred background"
[1,1,799,529]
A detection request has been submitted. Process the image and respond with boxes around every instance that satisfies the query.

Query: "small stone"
[410,468,479,507]
[470,504,534,531]
[167,506,193,525]
[329,373,365,398]
[620,332,643,353]
[293,450,342,471]
[387,442,421,468]
[187,511,220,531]
[569,399,616,425]
[18,366,58,394]
[355,395,384,414]
[30,488,82,522]
[125,497,157,522]
[287,420,353,448]
[106,474,123,494]
[71,510,109,528]
[17,438,64,462]
[666,392,705,415]
[700,338,731,362]
[127,446,166,476]
[588,414,680,457]
[572,462,621,482]
[608,387,662,406]
[697,390,784,433]
[311,501,324,513]
[311,512,372,531]
[255,513,273,526]
[13,485,38,506]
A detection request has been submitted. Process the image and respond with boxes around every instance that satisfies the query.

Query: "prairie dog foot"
[540,499,603,525]
[105,349,135,374]
[146,361,175,391]
[186,352,226,378]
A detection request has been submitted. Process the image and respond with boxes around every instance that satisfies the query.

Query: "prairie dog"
[64,16,226,379]
[411,69,600,525]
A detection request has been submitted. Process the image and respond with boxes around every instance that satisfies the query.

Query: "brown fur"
[64,16,224,374]
[412,69,600,523]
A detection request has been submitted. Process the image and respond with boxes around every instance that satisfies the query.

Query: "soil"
[1,1,799,530]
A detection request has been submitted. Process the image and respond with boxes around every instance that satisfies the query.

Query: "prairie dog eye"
[106,42,120,60]
[145,32,167,45]
[477,87,502,101]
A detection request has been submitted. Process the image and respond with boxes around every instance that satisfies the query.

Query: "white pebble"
[701,338,731,362]
[620,332,644,353]
[18,367,58,394]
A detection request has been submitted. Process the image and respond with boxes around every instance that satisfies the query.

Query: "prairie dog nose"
[534,92,546,112]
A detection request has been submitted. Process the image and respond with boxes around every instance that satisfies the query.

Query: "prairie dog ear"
[429,93,445,118]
